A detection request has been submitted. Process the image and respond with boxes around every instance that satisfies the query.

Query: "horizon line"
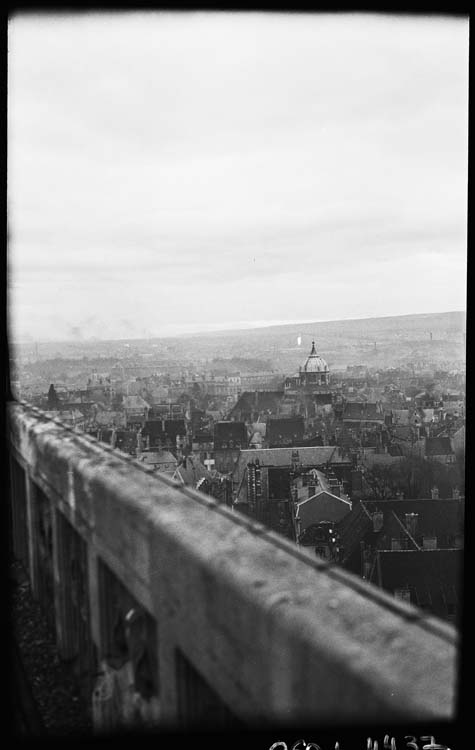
[9,308,466,346]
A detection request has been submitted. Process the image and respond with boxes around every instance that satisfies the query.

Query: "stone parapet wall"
[8,401,458,730]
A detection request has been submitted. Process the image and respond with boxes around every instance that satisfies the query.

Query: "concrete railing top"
[8,401,459,724]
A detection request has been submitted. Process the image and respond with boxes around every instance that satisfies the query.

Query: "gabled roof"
[297,489,351,510]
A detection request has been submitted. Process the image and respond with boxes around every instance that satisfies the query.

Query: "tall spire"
[310,340,317,355]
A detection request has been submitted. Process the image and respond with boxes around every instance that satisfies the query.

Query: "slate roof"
[452,425,465,442]
[267,417,305,447]
[206,410,224,421]
[294,435,325,447]
[361,498,464,545]
[114,430,138,453]
[297,488,351,510]
[249,432,264,446]
[192,429,213,443]
[95,410,124,426]
[142,419,186,441]
[391,409,410,425]
[123,395,150,411]
[337,497,464,574]
[388,444,404,457]
[61,401,94,413]
[174,456,212,487]
[337,501,373,562]
[142,420,165,438]
[138,450,177,466]
[361,453,405,468]
[213,421,248,449]
[60,409,85,421]
[342,402,384,421]
[425,436,454,456]
[251,422,267,436]
[163,419,187,440]
[233,446,350,482]
[229,391,285,417]
[125,414,148,426]
[99,428,113,444]
[314,393,333,405]
[190,408,206,426]
[391,425,413,441]
[376,549,462,621]
[297,468,329,494]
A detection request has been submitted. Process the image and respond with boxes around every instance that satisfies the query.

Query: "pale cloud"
[7,11,468,341]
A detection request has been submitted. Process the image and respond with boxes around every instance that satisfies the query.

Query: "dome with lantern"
[284,340,331,391]
[302,341,329,374]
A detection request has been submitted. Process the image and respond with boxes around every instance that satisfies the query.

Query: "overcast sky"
[8,12,468,342]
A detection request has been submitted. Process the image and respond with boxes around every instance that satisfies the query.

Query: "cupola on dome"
[303,341,329,373]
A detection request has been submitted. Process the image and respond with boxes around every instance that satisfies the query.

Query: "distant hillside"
[188,310,465,341]
[13,310,465,372]
[179,310,466,371]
